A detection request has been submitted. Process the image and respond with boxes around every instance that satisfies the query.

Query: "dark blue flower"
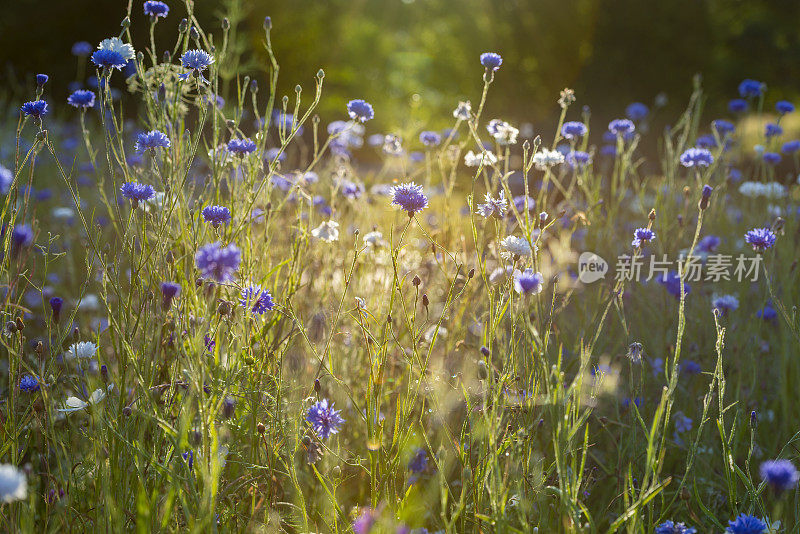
[738,79,764,98]
[701,184,713,199]
[680,360,701,375]
[160,282,180,308]
[480,52,503,71]
[600,144,616,157]
[782,140,800,153]
[49,296,64,317]
[240,285,274,315]
[679,147,713,168]
[72,41,93,56]
[631,227,655,248]
[11,224,34,248]
[655,520,697,534]
[566,150,591,168]
[728,99,749,113]
[120,182,155,203]
[182,450,194,469]
[19,374,40,393]
[36,74,48,87]
[179,50,214,83]
[391,182,428,216]
[760,459,799,492]
[712,119,735,136]
[195,242,241,283]
[659,271,689,299]
[202,205,232,227]
[697,235,720,252]
[226,137,256,155]
[419,131,441,147]
[776,100,794,114]
[712,294,739,314]
[21,100,48,118]
[625,102,649,121]
[762,152,781,166]
[408,448,428,473]
[561,121,587,140]
[744,227,776,251]
[513,269,544,295]
[306,399,344,439]
[144,0,169,18]
[725,514,767,534]
[757,302,777,321]
[135,130,170,152]
[347,99,374,122]
[67,90,96,109]
[608,119,635,137]
[695,135,717,149]
[91,49,128,70]
[765,123,783,138]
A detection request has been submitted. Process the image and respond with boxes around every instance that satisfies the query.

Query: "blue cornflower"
[757,302,777,321]
[179,50,214,83]
[698,235,720,252]
[265,148,285,163]
[339,179,364,200]
[160,281,180,309]
[776,100,795,114]
[144,0,169,18]
[600,144,617,157]
[625,102,649,121]
[408,448,428,474]
[674,411,693,433]
[608,119,635,137]
[712,119,736,136]
[391,182,428,217]
[631,227,655,248]
[135,130,170,153]
[239,285,274,315]
[566,150,591,168]
[782,140,800,153]
[561,121,587,140]
[91,49,128,70]
[347,99,374,122]
[695,135,717,149]
[306,399,345,440]
[36,74,48,87]
[182,450,194,469]
[659,271,690,299]
[195,242,241,283]
[72,41,93,56]
[680,360,701,375]
[513,269,544,296]
[19,374,40,393]
[480,52,503,71]
[512,195,535,214]
[226,137,257,156]
[760,459,799,492]
[679,147,713,168]
[712,294,739,314]
[744,227,776,251]
[725,514,768,534]
[49,296,64,320]
[655,521,697,534]
[728,98,749,113]
[738,79,764,98]
[762,152,781,166]
[701,184,713,199]
[11,225,34,248]
[476,191,507,218]
[21,100,48,118]
[120,182,155,205]
[67,90,96,109]
[419,131,442,147]
[765,123,783,138]
[201,205,232,227]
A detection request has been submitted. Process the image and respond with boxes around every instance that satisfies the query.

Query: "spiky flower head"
[391,182,428,217]
[195,242,241,283]
[744,227,777,252]
[306,399,345,440]
[240,285,275,315]
[347,99,374,122]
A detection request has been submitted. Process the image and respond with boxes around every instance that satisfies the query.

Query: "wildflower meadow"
[3,1,800,532]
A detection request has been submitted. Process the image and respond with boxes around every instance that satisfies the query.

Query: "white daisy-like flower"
[98,37,135,61]
[464,150,498,167]
[499,235,536,260]
[311,220,340,243]
[58,385,113,414]
[493,122,519,146]
[453,101,472,120]
[533,148,565,170]
[64,341,98,361]
[0,465,27,503]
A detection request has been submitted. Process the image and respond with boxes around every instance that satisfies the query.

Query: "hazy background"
[1,0,798,131]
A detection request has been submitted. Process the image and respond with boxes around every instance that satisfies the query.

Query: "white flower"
[464,150,498,167]
[52,207,75,219]
[533,148,565,170]
[738,181,787,199]
[78,294,100,311]
[58,385,113,414]
[363,231,385,250]
[64,341,98,361]
[453,101,472,120]
[98,37,135,61]
[0,465,27,503]
[499,236,535,259]
[311,220,340,243]
[493,123,519,145]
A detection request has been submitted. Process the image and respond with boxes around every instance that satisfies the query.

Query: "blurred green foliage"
[1,0,799,129]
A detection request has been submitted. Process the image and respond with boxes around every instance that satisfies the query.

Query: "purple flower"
[202,205,232,227]
[160,282,180,308]
[347,99,374,122]
[21,100,48,118]
[782,140,800,153]
[566,150,591,168]
[480,52,503,71]
[120,182,155,204]
[419,131,441,147]
[179,50,214,83]
[625,102,649,121]
[762,152,781,166]
[72,41,93,56]
[631,227,655,248]
[655,521,697,534]
[726,514,767,534]
[608,119,635,137]
[738,79,764,98]
[352,508,377,534]
[391,182,428,217]
[135,130,170,152]
[679,148,713,168]
[182,450,194,469]
[195,242,241,283]
[744,227,776,251]
[658,271,689,299]
[67,90,96,109]
[561,121,587,140]
[306,399,344,439]
[91,49,127,70]
[239,285,274,315]
[408,448,428,474]
[760,459,799,492]
[144,0,169,18]
[776,100,795,114]
[19,374,40,393]
[11,224,34,248]
[728,99,749,113]
[476,191,507,218]
[36,74,48,87]
[513,269,544,296]
[49,296,64,320]
[712,119,735,136]
[697,235,720,252]
[226,137,256,155]
[765,123,783,138]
